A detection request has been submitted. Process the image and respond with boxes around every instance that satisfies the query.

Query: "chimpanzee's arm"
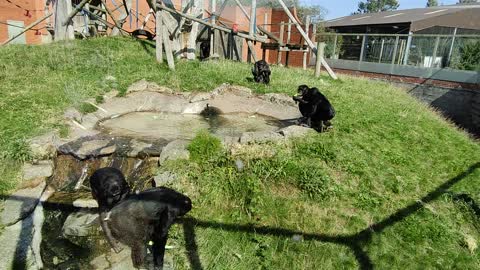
[293,96,309,104]
[152,209,177,267]
[99,211,122,253]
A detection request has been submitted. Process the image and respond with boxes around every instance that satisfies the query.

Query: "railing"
[317,33,480,71]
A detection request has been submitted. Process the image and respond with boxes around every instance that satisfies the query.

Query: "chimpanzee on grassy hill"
[252,60,271,84]
[293,84,335,132]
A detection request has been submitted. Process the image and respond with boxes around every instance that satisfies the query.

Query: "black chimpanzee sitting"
[252,60,271,84]
[199,40,210,60]
[90,167,131,253]
[293,84,335,132]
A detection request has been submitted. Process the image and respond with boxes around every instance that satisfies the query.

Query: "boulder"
[212,83,252,97]
[239,131,284,144]
[127,79,172,94]
[278,125,312,138]
[262,93,296,107]
[159,140,190,165]
[154,171,178,186]
[62,211,99,238]
[22,161,53,182]
[28,132,59,160]
[1,181,46,226]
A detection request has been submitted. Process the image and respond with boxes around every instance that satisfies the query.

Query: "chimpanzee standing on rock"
[252,60,271,84]
[90,168,192,270]
[293,84,335,132]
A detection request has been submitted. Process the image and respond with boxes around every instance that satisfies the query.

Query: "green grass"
[1,37,479,269]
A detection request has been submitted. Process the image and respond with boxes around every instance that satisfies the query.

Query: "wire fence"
[317,33,480,72]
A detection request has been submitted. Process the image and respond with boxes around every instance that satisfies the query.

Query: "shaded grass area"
[0,37,479,268]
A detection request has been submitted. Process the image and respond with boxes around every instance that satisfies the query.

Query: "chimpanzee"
[293,84,335,132]
[89,167,131,253]
[199,40,210,60]
[96,187,192,269]
[252,60,271,84]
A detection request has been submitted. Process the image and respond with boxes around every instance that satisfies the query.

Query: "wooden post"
[2,13,52,45]
[332,34,338,59]
[156,9,163,63]
[277,21,284,65]
[303,16,310,70]
[210,0,216,58]
[163,24,175,70]
[54,0,75,41]
[276,0,337,79]
[248,0,257,63]
[315,42,325,77]
[287,19,291,44]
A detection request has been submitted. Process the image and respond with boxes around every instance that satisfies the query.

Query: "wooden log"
[210,0,216,57]
[163,19,175,70]
[63,0,91,26]
[247,40,258,63]
[54,0,75,41]
[303,16,310,70]
[156,9,163,63]
[257,25,279,43]
[315,42,325,78]
[186,0,202,60]
[2,13,53,45]
[277,21,284,64]
[276,0,337,79]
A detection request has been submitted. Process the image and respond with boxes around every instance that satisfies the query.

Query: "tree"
[297,4,327,24]
[355,0,399,14]
[426,0,439,7]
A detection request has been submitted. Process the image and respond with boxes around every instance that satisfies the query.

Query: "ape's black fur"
[200,40,210,60]
[105,187,192,269]
[293,84,335,132]
[90,167,131,253]
[252,60,271,84]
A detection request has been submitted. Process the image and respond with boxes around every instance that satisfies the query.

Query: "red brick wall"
[0,0,48,44]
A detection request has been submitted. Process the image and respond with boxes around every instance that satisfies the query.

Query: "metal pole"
[277,21,284,65]
[391,35,399,65]
[447,27,457,67]
[210,0,216,57]
[156,9,163,63]
[378,39,385,63]
[303,16,310,70]
[403,31,413,65]
[431,36,440,68]
[359,34,366,62]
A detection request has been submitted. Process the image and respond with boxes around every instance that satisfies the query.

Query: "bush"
[188,130,223,163]
[455,41,480,71]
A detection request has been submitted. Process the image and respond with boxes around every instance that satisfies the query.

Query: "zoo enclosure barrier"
[316,32,480,84]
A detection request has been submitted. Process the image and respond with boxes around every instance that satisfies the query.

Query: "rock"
[0,212,39,270]
[235,159,244,172]
[292,234,303,242]
[22,160,53,182]
[105,75,116,82]
[189,92,211,103]
[182,102,208,114]
[212,83,252,97]
[159,140,190,165]
[278,125,312,138]
[90,248,134,270]
[1,181,46,226]
[262,93,296,107]
[104,90,119,100]
[154,171,178,186]
[128,139,153,157]
[99,145,117,155]
[72,198,99,208]
[62,211,99,238]
[74,139,113,159]
[64,108,82,122]
[28,132,59,160]
[127,79,172,94]
[239,131,284,144]
[220,135,240,147]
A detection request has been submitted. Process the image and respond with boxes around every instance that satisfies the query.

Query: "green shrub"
[455,41,480,71]
[188,130,223,163]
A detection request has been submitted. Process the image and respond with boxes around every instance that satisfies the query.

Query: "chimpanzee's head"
[297,85,309,96]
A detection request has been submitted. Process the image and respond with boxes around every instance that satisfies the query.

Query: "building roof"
[324,5,480,32]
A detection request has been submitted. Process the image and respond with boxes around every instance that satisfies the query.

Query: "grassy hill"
[0,37,479,269]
